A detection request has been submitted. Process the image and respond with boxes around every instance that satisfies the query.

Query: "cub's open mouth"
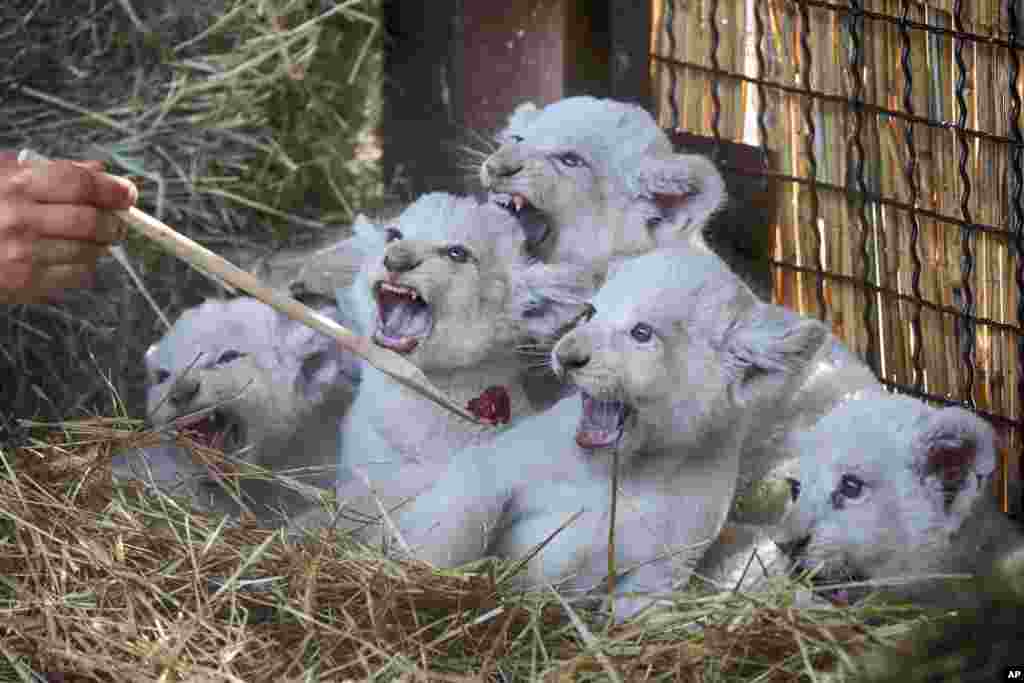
[174,410,244,453]
[491,192,551,252]
[575,391,630,449]
[373,281,433,354]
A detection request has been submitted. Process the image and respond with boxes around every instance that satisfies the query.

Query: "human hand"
[0,150,138,304]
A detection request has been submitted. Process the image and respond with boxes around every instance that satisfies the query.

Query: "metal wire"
[1010,0,1024,513]
[847,0,878,376]
[953,0,976,412]
[708,0,722,158]
[653,0,1024,496]
[716,163,1011,240]
[650,54,1024,150]
[899,0,925,394]
[799,2,826,321]
[768,258,1022,337]
[664,0,679,130]
[801,0,1020,51]
[753,0,770,174]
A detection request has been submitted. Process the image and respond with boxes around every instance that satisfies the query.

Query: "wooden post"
[379,0,461,197]
[381,1,651,197]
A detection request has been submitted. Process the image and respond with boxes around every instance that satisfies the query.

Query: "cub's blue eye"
[556,152,585,168]
[630,323,653,343]
[217,350,245,365]
[446,245,470,263]
[838,474,864,499]
[384,227,403,242]
[507,135,524,143]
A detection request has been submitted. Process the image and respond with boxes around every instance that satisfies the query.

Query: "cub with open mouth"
[382,246,827,622]
[479,96,728,282]
[121,295,362,521]
[332,192,598,526]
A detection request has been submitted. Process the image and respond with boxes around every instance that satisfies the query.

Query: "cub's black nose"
[556,343,590,371]
[382,244,421,273]
[485,158,523,179]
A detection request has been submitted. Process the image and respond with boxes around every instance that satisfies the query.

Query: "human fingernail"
[72,160,106,171]
[112,175,138,205]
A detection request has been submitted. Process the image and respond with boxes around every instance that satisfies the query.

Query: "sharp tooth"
[378,281,422,302]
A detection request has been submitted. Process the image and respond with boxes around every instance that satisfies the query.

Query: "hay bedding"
[0,419,936,682]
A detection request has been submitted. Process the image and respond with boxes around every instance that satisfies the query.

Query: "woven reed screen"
[652,0,1024,507]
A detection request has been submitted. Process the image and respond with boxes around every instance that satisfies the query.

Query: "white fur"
[480,96,727,273]
[773,392,1020,607]
[380,246,827,622]
[335,193,595,509]
[118,296,360,521]
[244,211,398,300]
[731,309,884,517]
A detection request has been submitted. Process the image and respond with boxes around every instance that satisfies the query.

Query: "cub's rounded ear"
[502,101,541,139]
[352,212,396,249]
[277,303,363,403]
[725,312,829,402]
[510,263,600,344]
[911,406,997,489]
[629,153,728,241]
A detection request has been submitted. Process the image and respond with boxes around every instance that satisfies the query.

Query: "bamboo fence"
[652,0,1024,493]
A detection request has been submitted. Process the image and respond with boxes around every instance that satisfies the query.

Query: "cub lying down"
[480,96,727,279]
[773,391,1021,608]
[334,193,596,516]
[116,295,361,521]
[376,247,827,621]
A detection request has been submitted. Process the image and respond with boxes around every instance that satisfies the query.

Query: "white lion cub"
[480,96,727,276]
[335,193,596,507]
[385,246,827,621]
[773,392,1021,608]
[118,295,361,521]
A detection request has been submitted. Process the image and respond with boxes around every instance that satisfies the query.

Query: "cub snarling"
[380,246,827,622]
[334,192,596,514]
[773,392,1021,608]
[479,96,727,276]
[117,295,361,521]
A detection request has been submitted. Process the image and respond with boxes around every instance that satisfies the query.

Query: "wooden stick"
[19,149,482,425]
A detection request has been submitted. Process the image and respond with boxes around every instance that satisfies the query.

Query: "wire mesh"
[652,0,1024,511]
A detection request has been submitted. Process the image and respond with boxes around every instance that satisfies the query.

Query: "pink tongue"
[576,394,623,449]
[831,589,850,606]
[576,428,618,449]
[373,331,419,353]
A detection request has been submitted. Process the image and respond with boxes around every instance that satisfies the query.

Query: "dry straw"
[0,418,939,682]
